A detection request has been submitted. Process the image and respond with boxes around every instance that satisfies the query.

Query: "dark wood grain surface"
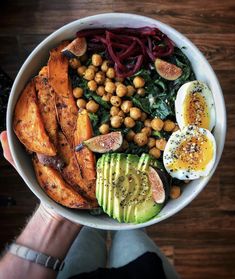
[0,1,234,278]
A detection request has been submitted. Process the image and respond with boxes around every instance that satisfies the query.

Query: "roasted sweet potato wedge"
[74,109,96,181]
[57,130,74,165]
[48,41,70,98]
[58,131,97,202]
[62,156,97,202]
[55,93,78,147]
[35,68,58,147]
[48,42,78,147]
[13,80,56,156]
[33,156,95,209]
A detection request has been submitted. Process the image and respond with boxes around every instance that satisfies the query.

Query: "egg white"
[163,125,216,180]
[175,81,216,131]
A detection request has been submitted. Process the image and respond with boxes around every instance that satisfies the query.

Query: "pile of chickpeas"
[69,53,179,159]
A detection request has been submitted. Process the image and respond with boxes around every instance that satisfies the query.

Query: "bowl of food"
[7,13,226,230]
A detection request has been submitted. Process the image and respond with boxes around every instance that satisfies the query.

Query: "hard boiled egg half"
[163,125,216,180]
[175,81,216,131]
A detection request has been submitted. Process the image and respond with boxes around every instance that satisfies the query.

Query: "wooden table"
[0,1,234,278]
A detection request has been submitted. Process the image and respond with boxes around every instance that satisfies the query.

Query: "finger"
[0,131,15,167]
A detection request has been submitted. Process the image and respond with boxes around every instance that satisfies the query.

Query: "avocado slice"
[139,153,165,172]
[96,153,165,224]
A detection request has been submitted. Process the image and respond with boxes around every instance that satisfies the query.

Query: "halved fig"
[62,37,87,58]
[148,166,169,204]
[75,132,123,153]
[155,58,182,80]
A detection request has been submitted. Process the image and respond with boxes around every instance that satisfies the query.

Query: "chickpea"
[144,119,152,128]
[95,71,106,85]
[118,110,125,118]
[96,86,105,96]
[87,80,97,91]
[110,106,120,116]
[140,112,147,121]
[69,58,81,69]
[77,66,87,76]
[102,93,112,102]
[133,76,145,88]
[127,85,136,97]
[149,147,161,159]
[130,107,142,120]
[86,100,99,113]
[141,127,152,137]
[148,137,156,148]
[110,96,121,107]
[84,68,95,80]
[88,65,98,72]
[111,116,123,128]
[170,186,181,199]
[76,99,87,109]
[134,133,148,146]
[73,87,83,98]
[99,123,110,135]
[121,100,133,114]
[115,81,122,87]
[106,67,116,79]
[116,84,127,97]
[126,130,135,142]
[137,88,145,96]
[155,138,167,151]
[92,54,103,67]
[104,78,112,85]
[163,120,176,132]
[124,117,135,128]
[105,81,116,94]
[172,124,180,132]
[151,118,164,131]
[101,60,109,72]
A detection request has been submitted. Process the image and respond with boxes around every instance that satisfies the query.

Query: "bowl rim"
[6,12,227,230]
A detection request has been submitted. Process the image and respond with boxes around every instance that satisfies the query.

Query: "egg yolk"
[183,91,210,129]
[167,135,214,172]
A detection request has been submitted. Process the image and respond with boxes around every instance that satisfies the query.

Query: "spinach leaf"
[134,121,144,133]
[124,142,149,156]
[151,99,173,119]
[89,107,110,136]
[152,130,171,140]
[100,109,110,124]
[89,113,99,135]
[132,95,151,114]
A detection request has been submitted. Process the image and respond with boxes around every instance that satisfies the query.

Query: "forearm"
[0,205,81,279]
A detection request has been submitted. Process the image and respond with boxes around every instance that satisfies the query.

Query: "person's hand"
[0,131,15,167]
[0,130,79,225]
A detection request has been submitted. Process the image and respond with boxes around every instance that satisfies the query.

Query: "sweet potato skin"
[58,131,97,202]
[48,42,78,147]
[13,80,56,156]
[33,156,94,209]
[35,67,58,147]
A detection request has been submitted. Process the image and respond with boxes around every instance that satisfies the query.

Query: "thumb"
[0,131,15,167]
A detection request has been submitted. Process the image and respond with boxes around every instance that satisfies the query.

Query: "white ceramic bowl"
[7,13,226,230]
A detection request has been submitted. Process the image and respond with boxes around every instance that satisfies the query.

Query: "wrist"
[16,204,82,260]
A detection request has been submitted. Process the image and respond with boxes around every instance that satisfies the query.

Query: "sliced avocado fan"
[96,153,163,224]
